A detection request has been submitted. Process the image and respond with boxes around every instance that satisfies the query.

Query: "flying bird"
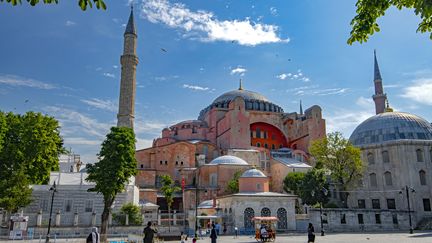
[24,99,29,103]
[161,48,167,53]
[288,58,291,61]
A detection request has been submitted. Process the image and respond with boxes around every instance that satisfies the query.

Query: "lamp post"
[45,182,57,243]
[312,188,328,236]
[401,186,415,234]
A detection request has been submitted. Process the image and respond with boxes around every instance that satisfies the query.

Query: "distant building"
[58,153,83,173]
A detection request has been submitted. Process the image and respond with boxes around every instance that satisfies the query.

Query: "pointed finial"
[239,79,243,90]
[374,49,382,81]
[125,6,137,36]
[385,98,393,112]
[299,100,303,115]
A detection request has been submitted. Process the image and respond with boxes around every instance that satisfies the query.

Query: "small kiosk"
[9,214,29,240]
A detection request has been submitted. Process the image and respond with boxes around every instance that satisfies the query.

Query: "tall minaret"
[372,50,386,114]
[117,7,138,129]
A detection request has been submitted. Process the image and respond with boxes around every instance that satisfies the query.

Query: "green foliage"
[283,172,305,194]
[0,0,106,10]
[113,202,143,226]
[0,111,64,212]
[160,175,181,209]
[86,126,137,203]
[309,132,363,207]
[226,170,242,194]
[348,0,432,44]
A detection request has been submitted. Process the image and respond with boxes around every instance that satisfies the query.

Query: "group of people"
[85,221,316,243]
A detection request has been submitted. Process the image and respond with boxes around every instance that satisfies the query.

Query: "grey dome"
[209,155,249,165]
[198,88,284,120]
[213,89,269,104]
[241,168,266,178]
[349,112,432,146]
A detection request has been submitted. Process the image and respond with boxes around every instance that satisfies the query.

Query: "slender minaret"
[372,50,386,114]
[239,79,243,90]
[117,7,138,129]
[299,100,303,115]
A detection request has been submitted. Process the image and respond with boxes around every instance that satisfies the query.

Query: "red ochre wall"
[250,122,287,149]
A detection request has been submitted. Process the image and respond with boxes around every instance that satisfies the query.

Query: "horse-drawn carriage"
[252,216,277,242]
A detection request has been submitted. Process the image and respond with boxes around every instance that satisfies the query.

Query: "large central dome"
[349,111,432,146]
[198,86,284,120]
[212,89,269,105]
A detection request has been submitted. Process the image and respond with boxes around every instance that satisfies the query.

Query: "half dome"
[209,155,249,165]
[349,111,432,146]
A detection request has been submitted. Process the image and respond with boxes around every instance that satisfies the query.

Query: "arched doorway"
[244,207,255,229]
[277,208,287,229]
[261,207,271,217]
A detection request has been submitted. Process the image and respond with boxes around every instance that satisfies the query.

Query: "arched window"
[244,208,255,229]
[264,144,268,149]
[419,170,427,185]
[382,151,390,163]
[367,152,374,164]
[370,173,377,187]
[277,208,287,229]
[261,207,271,217]
[384,171,392,186]
[416,149,424,162]
[256,143,261,147]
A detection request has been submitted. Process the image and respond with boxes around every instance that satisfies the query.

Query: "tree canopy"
[283,171,305,195]
[1,0,106,10]
[0,111,64,213]
[309,132,363,207]
[226,170,242,194]
[160,174,181,232]
[348,0,432,44]
[113,202,143,226]
[86,126,137,242]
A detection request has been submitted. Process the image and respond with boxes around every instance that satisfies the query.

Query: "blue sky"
[1,0,431,163]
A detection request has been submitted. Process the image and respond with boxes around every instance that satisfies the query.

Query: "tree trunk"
[100,198,113,243]
[168,205,171,232]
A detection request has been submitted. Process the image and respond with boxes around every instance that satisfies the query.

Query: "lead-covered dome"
[198,88,284,120]
[209,155,249,165]
[241,168,266,178]
[349,112,432,146]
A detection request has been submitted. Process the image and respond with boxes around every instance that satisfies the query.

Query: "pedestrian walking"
[86,227,100,243]
[180,231,187,243]
[234,226,238,238]
[223,223,227,235]
[143,221,158,243]
[307,223,315,243]
[210,224,217,243]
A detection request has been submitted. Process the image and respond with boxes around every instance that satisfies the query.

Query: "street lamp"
[45,181,57,243]
[312,188,328,236]
[400,186,415,234]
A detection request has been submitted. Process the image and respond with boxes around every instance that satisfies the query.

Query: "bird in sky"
[161,48,167,52]
[24,99,29,103]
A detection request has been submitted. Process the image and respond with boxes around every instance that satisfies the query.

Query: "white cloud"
[325,109,374,138]
[286,85,347,96]
[312,88,349,96]
[401,78,432,105]
[65,137,101,146]
[65,20,76,26]
[136,138,154,150]
[277,70,310,82]
[276,73,289,80]
[140,0,288,46]
[183,84,209,91]
[113,65,119,69]
[80,98,117,112]
[0,74,55,89]
[103,72,116,78]
[231,67,247,76]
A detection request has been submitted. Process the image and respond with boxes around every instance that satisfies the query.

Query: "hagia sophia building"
[116,9,324,230]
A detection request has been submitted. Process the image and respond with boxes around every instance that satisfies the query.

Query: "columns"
[173,210,177,226]
[55,210,61,227]
[91,212,97,226]
[125,214,129,226]
[73,212,79,226]
[36,210,42,227]
[157,210,161,225]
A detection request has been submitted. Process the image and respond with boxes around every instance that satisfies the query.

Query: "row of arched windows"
[243,207,288,229]
[367,148,432,164]
[369,170,427,187]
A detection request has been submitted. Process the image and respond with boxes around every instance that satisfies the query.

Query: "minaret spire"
[299,100,303,115]
[239,79,243,90]
[372,50,387,115]
[117,9,139,129]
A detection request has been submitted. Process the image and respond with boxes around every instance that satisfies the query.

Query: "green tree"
[226,170,242,194]
[348,0,432,44]
[298,169,329,206]
[283,172,305,195]
[160,174,180,232]
[309,132,363,208]
[0,0,106,10]
[86,127,137,242]
[113,202,143,226]
[0,111,64,214]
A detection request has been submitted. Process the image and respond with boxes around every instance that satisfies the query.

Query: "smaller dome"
[241,168,266,178]
[209,155,249,165]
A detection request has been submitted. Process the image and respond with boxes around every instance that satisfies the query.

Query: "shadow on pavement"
[409,232,432,238]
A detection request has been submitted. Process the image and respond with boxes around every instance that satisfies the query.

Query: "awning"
[252,216,278,221]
